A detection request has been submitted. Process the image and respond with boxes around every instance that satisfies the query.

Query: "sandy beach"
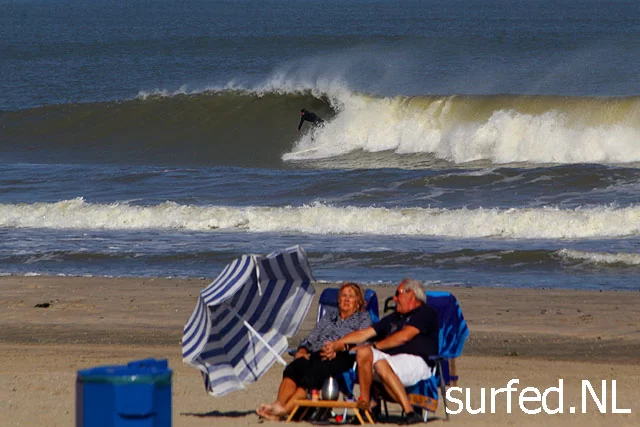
[1,276,639,426]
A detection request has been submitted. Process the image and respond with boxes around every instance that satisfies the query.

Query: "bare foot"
[256,402,287,420]
[268,402,288,417]
[256,407,283,421]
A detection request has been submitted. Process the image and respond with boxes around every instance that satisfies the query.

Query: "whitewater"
[2,198,640,240]
[284,90,640,165]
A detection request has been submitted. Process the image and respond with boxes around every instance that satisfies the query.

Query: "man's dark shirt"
[298,112,323,131]
[372,303,439,366]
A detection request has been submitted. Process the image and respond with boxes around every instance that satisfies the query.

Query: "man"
[321,279,439,425]
[297,108,324,134]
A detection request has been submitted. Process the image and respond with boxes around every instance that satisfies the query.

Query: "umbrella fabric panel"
[202,327,288,396]
[200,255,257,305]
[199,277,313,367]
[255,252,314,337]
[182,255,256,361]
[181,297,209,361]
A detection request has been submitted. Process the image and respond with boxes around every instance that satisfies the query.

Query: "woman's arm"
[298,315,331,351]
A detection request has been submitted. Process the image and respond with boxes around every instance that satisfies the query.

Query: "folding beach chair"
[290,287,380,423]
[343,290,468,422]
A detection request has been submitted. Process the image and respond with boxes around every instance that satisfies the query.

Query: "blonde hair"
[338,282,366,312]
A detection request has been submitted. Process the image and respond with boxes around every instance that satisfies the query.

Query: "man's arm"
[298,116,305,131]
[330,326,377,352]
[371,325,419,352]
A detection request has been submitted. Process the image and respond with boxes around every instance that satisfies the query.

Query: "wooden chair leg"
[286,405,300,422]
[363,409,374,424]
[353,409,365,424]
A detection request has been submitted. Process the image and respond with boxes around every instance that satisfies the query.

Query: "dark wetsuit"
[298,111,324,131]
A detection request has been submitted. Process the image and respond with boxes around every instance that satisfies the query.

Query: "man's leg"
[355,346,374,405]
[374,359,414,414]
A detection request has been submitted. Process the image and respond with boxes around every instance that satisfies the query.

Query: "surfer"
[297,108,324,134]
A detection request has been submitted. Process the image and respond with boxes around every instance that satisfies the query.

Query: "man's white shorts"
[371,348,433,387]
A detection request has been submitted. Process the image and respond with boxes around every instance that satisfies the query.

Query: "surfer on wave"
[297,108,324,134]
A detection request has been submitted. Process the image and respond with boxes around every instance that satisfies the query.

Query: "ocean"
[2,0,639,290]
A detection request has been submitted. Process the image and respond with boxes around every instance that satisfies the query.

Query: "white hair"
[401,278,426,304]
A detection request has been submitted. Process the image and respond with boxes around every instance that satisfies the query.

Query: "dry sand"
[1,276,639,426]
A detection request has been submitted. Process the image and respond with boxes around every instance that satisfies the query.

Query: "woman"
[256,282,372,421]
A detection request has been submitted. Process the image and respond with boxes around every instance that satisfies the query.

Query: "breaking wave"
[558,249,640,266]
[285,92,640,165]
[2,85,640,168]
[2,198,639,239]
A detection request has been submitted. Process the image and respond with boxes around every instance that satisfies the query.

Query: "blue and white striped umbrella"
[182,245,316,396]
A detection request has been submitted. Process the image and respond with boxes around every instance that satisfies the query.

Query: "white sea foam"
[284,91,640,165]
[558,249,640,266]
[1,198,639,239]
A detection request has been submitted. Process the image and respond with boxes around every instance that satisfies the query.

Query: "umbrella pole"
[230,310,287,366]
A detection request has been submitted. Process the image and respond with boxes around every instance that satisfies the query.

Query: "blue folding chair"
[343,290,468,422]
[299,287,380,423]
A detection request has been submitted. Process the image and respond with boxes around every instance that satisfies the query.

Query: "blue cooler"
[76,358,172,427]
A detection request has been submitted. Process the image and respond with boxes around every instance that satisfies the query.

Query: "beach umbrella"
[182,245,316,396]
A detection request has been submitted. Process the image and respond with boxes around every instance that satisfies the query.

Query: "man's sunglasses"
[395,288,411,297]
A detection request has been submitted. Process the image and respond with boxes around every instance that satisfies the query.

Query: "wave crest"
[285,93,640,165]
[2,199,639,239]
